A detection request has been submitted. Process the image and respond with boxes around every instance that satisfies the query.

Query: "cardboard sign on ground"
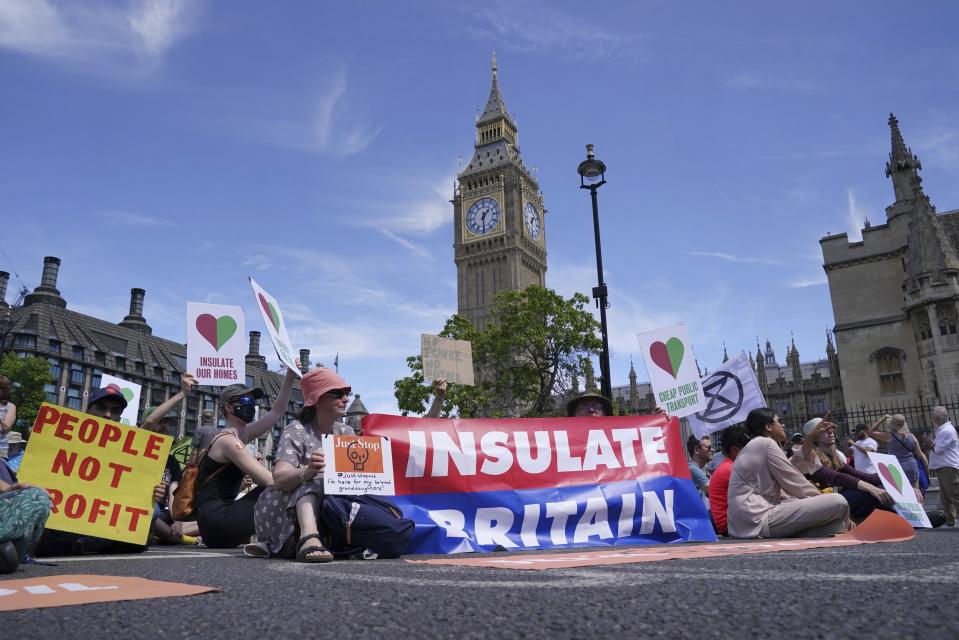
[17,403,172,545]
[323,434,395,495]
[407,511,914,570]
[0,575,217,611]
[421,334,474,385]
[186,302,246,386]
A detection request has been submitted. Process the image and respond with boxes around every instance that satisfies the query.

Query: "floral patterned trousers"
[0,487,52,561]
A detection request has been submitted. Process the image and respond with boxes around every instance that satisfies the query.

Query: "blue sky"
[2,1,957,413]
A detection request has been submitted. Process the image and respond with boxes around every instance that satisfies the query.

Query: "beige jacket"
[727,436,820,538]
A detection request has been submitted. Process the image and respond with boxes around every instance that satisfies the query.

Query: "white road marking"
[39,551,232,562]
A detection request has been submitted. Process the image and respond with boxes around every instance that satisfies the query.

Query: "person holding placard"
[247,367,354,562]
[34,385,171,556]
[868,414,927,499]
[193,367,295,549]
[791,418,894,522]
[727,408,850,539]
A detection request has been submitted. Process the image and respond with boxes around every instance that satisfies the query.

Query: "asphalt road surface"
[3,529,957,639]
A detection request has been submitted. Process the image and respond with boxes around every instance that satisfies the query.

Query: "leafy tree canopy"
[1,352,55,439]
[394,286,601,418]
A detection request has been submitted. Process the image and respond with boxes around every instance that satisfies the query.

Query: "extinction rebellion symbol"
[694,371,744,423]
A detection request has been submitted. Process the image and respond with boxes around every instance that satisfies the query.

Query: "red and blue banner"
[364,414,717,554]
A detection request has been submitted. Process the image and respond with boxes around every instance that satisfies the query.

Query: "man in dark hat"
[566,392,613,418]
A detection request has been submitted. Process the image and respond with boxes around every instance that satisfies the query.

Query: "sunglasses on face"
[324,389,350,400]
[231,396,256,407]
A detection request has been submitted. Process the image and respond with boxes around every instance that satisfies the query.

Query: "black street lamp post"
[577,144,612,404]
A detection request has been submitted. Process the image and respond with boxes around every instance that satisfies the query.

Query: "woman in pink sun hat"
[247,367,355,562]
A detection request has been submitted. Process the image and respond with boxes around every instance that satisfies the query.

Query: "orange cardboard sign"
[0,575,217,611]
[407,511,915,570]
[332,436,385,473]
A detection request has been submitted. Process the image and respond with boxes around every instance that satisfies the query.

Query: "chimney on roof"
[246,330,267,370]
[23,256,66,308]
[119,287,152,334]
[299,349,310,374]
[0,271,8,309]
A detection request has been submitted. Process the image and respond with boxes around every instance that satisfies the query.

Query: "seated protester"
[791,418,895,522]
[35,384,167,556]
[727,408,850,539]
[247,367,355,562]
[708,426,749,536]
[194,368,296,549]
[785,432,803,459]
[686,435,712,499]
[567,391,613,418]
[141,396,200,545]
[191,409,221,452]
[0,477,52,573]
[5,432,25,473]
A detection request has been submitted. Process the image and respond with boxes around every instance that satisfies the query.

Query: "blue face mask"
[231,396,256,423]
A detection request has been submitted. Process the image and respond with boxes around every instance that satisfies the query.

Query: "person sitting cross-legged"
[0,477,52,573]
[708,425,749,536]
[727,408,850,539]
[246,367,355,562]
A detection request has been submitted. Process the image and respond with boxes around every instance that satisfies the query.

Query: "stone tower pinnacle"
[885,113,924,208]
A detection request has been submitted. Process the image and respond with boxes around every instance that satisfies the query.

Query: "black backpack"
[319,494,414,559]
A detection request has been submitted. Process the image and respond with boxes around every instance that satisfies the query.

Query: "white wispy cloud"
[845,188,869,241]
[686,251,781,265]
[97,210,176,227]
[460,1,640,61]
[0,0,199,72]
[242,253,271,271]
[240,69,380,156]
[358,173,456,235]
[787,274,828,288]
[918,129,959,168]
[724,72,817,93]
[379,229,432,260]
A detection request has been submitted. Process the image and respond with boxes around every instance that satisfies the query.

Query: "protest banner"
[186,302,245,386]
[97,374,141,426]
[248,277,302,377]
[323,434,395,495]
[636,323,707,418]
[867,452,932,528]
[421,334,474,386]
[364,413,716,554]
[687,351,766,438]
[17,403,173,545]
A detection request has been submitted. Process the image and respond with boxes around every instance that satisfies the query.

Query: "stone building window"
[72,345,84,360]
[13,334,36,349]
[48,339,60,354]
[938,304,958,336]
[810,395,828,414]
[871,347,906,395]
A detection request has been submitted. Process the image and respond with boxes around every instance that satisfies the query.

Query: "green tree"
[1,352,54,438]
[394,286,601,418]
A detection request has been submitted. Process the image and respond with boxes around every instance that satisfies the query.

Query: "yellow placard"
[17,403,173,545]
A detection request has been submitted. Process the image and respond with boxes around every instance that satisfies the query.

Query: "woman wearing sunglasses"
[246,367,354,562]
[193,368,296,549]
[726,408,850,539]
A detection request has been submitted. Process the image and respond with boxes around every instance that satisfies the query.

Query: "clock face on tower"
[466,197,501,235]
[524,202,540,241]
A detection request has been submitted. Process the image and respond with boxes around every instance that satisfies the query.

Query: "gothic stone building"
[0,257,305,449]
[821,114,959,407]
[454,56,548,331]
[751,338,844,426]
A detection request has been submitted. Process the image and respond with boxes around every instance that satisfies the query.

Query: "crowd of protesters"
[3,362,959,574]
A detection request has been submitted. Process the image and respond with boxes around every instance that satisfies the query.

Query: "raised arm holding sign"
[248,277,302,378]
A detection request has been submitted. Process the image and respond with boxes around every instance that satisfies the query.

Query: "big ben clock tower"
[454,55,547,330]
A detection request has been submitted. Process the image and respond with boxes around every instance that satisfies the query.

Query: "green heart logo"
[258,293,281,331]
[196,314,238,351]
[666,337,685,376]
[121,388,134,402]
